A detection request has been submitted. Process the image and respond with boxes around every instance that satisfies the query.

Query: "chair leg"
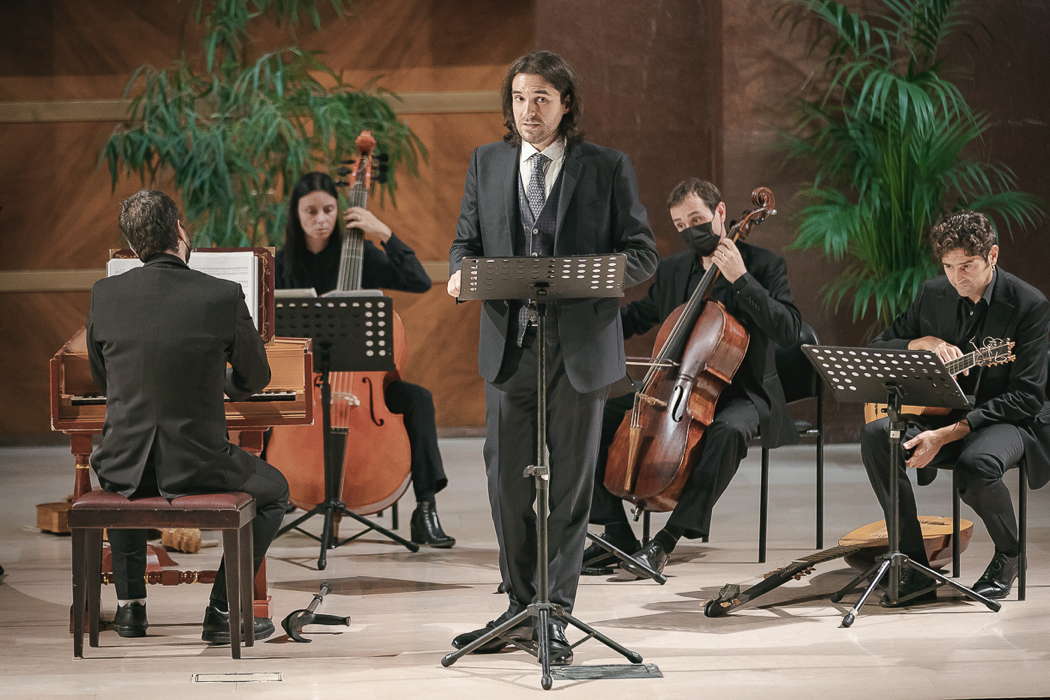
[239,523,254,646]
[86,529,102,647]
[1019,464,1027,601]
[952,469,961,578]
[816,420,824,550]
[392,501,399,531]
[642,511,651,545]
[221,529,242,659]
[71,529,85,658]
[759,447,769,564]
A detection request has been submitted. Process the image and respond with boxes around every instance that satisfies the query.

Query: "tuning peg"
[336,166,351,176]
[374,153,390,163]
[335,180,349,187]
[376,173,388,185]
[339,159,356,165]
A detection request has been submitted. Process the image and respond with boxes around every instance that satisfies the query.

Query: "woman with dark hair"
[275,171,455,547]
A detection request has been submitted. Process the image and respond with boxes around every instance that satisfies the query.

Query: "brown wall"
[3,0,1050,443]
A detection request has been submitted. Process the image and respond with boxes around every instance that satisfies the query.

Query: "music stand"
[275,296,418,570]
[442,255,643,690]
[802,345,1001,627]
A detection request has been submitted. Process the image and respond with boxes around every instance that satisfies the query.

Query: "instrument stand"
[441,255,643,690]
[802,345,1001,626]
[274,297,418,569]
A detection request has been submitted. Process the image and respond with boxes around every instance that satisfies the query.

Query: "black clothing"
[275,234,446,499]
[591,244,801,539]
[621,245,801,449]
[870,269,1050,488]
[87,253,289,603]
[862,267,1050,565]
[451,139,657,615]
[275,232,431,295]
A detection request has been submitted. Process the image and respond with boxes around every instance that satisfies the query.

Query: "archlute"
[862,337,1015,423]
[704,515,973,617]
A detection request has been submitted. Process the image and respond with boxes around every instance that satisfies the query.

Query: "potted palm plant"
[782,0,1042,322]
[102,0,425,247]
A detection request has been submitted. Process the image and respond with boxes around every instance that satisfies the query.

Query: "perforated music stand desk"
[801,345,1001,626]
[444,254,645,690]
[274,296,418,568]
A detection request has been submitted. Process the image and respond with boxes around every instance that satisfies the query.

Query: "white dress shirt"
[519,138,566,199]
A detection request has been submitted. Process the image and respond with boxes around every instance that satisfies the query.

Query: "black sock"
[604,522,637,547]
[417,494,435,507]
[654,527,681,553]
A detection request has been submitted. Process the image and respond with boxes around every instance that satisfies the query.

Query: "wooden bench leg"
[72,529,85,658]
[239,523,254,647]
[222,529,242,659]
[87,529,102,648]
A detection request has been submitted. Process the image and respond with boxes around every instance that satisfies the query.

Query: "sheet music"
[107,251,260,329]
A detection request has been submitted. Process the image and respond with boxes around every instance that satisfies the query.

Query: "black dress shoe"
[113,602,148,638]
[581,533,643,576]
[201,605,275,644]
[451,610,532,653]
[879,569,938,608]
[972,551,1019,599]
[411,500,456,548]
[547,624,573,666]
[621,540,670,580]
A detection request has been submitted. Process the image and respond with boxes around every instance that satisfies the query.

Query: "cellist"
[274,171,455,548]
[585,178,802,578]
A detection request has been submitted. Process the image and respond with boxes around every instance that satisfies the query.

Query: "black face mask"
[680,222,720,256]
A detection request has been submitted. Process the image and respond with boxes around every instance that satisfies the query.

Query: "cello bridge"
[333,391,361,407]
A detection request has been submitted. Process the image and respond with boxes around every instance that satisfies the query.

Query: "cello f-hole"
[362,376,386,427]
[671,385,687,422]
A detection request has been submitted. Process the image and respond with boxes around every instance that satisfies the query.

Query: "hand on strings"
[344,207,392,244]
[908,336,967,375]
[447,270,462,298]
[711,237,746,283]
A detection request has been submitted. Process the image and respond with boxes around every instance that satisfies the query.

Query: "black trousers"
[861,416,1023,565]
[591,392,759,540]
[108,448,289,602]
[484,332,606,615]
[384,379,447,501]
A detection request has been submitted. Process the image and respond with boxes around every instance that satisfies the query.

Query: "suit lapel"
[554,145,582,249]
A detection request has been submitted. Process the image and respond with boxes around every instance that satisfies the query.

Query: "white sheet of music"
[107,251,260,329]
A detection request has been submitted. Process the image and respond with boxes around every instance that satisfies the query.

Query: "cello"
[603,187,776,511]
[267,131,413,516]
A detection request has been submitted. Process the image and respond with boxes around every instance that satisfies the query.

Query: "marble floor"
[1,440,1048,699]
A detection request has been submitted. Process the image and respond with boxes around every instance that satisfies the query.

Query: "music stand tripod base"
[274,297,419,569]
[444,255,642,690]
[802,345,1001,626]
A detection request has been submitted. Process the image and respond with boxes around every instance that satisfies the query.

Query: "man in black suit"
[88,190,289,642]
[861,210,1050,605]
[584,178,802,577]
[447,50,658,662]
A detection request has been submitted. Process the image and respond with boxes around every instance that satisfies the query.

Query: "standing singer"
[447,50,657,663]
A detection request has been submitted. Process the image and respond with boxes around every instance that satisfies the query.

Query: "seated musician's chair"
[69,490,256,659]
[754,321,825,562]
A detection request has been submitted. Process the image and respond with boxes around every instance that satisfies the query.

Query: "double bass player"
[586,177,802,578]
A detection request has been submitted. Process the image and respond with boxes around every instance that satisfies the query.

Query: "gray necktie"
[526,152,551,219]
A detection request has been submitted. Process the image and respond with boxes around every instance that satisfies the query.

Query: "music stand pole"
[800,345,1001,627]
[440,255,643,690]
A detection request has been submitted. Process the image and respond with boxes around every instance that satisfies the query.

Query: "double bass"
[267,131,413,515]
[603,187,776,511]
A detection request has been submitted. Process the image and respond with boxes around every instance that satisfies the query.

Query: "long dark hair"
[282,171,342,286]
[501,50,584,146]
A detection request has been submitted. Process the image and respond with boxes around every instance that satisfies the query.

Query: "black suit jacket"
[87,254,271,498]
[621,244,802,448]
[871,269,1050,488]
[450,140,659,393]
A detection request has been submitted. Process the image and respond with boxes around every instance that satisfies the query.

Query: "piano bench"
[69,489,256,660]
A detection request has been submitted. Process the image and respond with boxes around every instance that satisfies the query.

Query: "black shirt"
[275,233,431,294]
[953,269,997,394]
